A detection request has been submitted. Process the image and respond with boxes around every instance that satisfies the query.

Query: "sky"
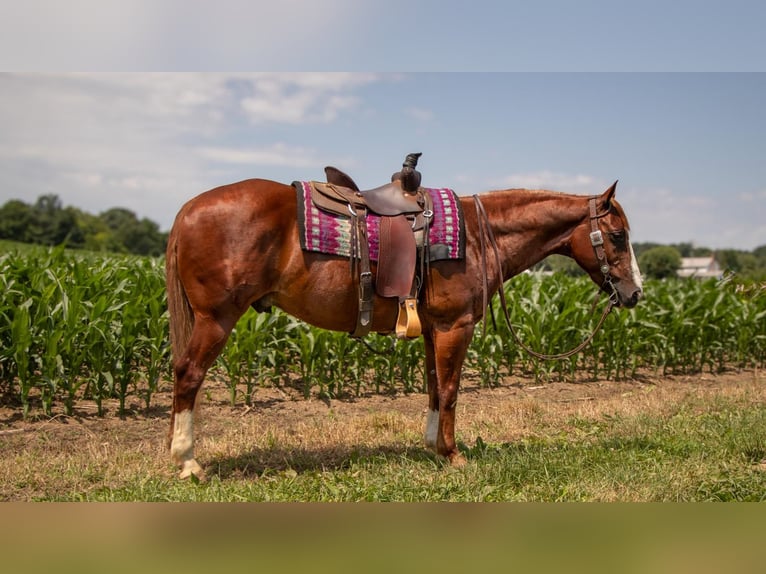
[1,2,765,251]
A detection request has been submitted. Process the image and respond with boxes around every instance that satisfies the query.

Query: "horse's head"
[570,182,643,308]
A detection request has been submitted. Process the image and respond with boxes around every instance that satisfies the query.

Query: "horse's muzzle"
[620,287,642,308]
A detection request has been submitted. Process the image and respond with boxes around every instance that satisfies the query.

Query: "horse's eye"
[609,231,627,248]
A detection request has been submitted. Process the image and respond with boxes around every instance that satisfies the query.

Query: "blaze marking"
[628,242,643,291]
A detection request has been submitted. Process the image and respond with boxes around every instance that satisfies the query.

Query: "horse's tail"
[165,227,194,364]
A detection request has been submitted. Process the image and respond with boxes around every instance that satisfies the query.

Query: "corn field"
[1,245,765,417]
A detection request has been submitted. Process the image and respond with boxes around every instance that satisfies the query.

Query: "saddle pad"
[294,181,465,261]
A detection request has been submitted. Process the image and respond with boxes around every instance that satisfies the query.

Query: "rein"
[472,195,614,361]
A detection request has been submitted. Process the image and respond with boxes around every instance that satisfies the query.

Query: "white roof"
[680,257,716,269]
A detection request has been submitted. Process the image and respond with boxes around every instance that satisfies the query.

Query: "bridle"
[473,194,618,361]
[587,196,620,307]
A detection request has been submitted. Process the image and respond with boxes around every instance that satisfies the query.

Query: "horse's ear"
[599,180,618,209]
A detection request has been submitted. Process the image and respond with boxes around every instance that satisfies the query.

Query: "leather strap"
[589,197,609,276]
[588,197,619,305]
[351,207,374,338]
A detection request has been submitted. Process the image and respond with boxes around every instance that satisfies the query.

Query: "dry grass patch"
[1,369,764,501]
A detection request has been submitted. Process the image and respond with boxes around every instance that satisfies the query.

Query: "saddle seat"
[358,181,424,216]
[310,179,423,218]
[321,156,424,216]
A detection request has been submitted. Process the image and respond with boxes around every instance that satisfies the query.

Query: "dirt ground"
[2,368,764,475]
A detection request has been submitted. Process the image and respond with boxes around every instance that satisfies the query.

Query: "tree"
[121,217,167,256]
[68,207,111,251]
[753,245,766,272]
[0,196,168,255]
[716,249,760,274]
[0,199,33,242]
[99,207,167,256]
[671,242,712,258]
[639,246,682,279]
[27,194,78,246]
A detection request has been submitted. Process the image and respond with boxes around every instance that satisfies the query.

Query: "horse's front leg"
[423,331,439,452]
[427,322,474,466]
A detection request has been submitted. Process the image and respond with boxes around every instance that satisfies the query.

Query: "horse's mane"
[473,188,632,231]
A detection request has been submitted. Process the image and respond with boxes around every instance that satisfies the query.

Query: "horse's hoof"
[448,452,467,467]
[178,459,206,482]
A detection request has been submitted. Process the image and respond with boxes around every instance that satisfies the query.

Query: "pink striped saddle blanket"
[294,181,465,261]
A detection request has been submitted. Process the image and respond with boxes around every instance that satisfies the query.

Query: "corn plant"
[0,246,169,416]
[2,244,766,415]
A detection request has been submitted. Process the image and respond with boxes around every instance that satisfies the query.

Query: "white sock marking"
[171,409,194,465]
[171,409,205,479]
[424,409,439,450]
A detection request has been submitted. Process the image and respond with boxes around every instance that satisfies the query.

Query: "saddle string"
[472,195,614,361]
[473,200,500,335]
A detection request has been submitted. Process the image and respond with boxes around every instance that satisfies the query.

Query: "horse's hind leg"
[170,315,233,480]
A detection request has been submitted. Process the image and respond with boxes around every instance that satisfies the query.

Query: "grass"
[3,372,764,502]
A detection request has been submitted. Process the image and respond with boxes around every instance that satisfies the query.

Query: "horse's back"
[172,178,294,230]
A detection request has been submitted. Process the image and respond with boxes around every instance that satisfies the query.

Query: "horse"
[165,177,643,480]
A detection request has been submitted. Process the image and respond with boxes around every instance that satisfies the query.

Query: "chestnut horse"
[166,178,642,479]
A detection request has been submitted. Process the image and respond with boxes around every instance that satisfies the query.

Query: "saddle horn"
[392,152,423,193]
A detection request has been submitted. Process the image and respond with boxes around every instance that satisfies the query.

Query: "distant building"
[677,256,721,279]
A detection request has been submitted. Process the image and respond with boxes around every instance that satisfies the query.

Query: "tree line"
[0,194,168,256]
[538,242,766,281]
[633,242,766,281]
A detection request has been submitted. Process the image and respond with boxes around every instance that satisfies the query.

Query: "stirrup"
[395,297,421,339]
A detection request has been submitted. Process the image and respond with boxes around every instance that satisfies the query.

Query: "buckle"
[589,230,604,247]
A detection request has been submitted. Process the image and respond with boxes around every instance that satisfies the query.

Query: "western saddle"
[309,153,433,339]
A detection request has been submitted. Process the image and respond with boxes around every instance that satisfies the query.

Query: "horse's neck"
[479,189,587,278]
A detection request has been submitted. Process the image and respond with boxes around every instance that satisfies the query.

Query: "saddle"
[310,153,432,339]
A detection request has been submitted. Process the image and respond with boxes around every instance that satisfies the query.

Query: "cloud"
[0,74,229,163]
[495,171,598,194]
[738,189,766,202]
[0,74,382,149]
[0,73,383,229]
[197,143,343,169]
[613,185,759,249]
[239,73,379,124]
